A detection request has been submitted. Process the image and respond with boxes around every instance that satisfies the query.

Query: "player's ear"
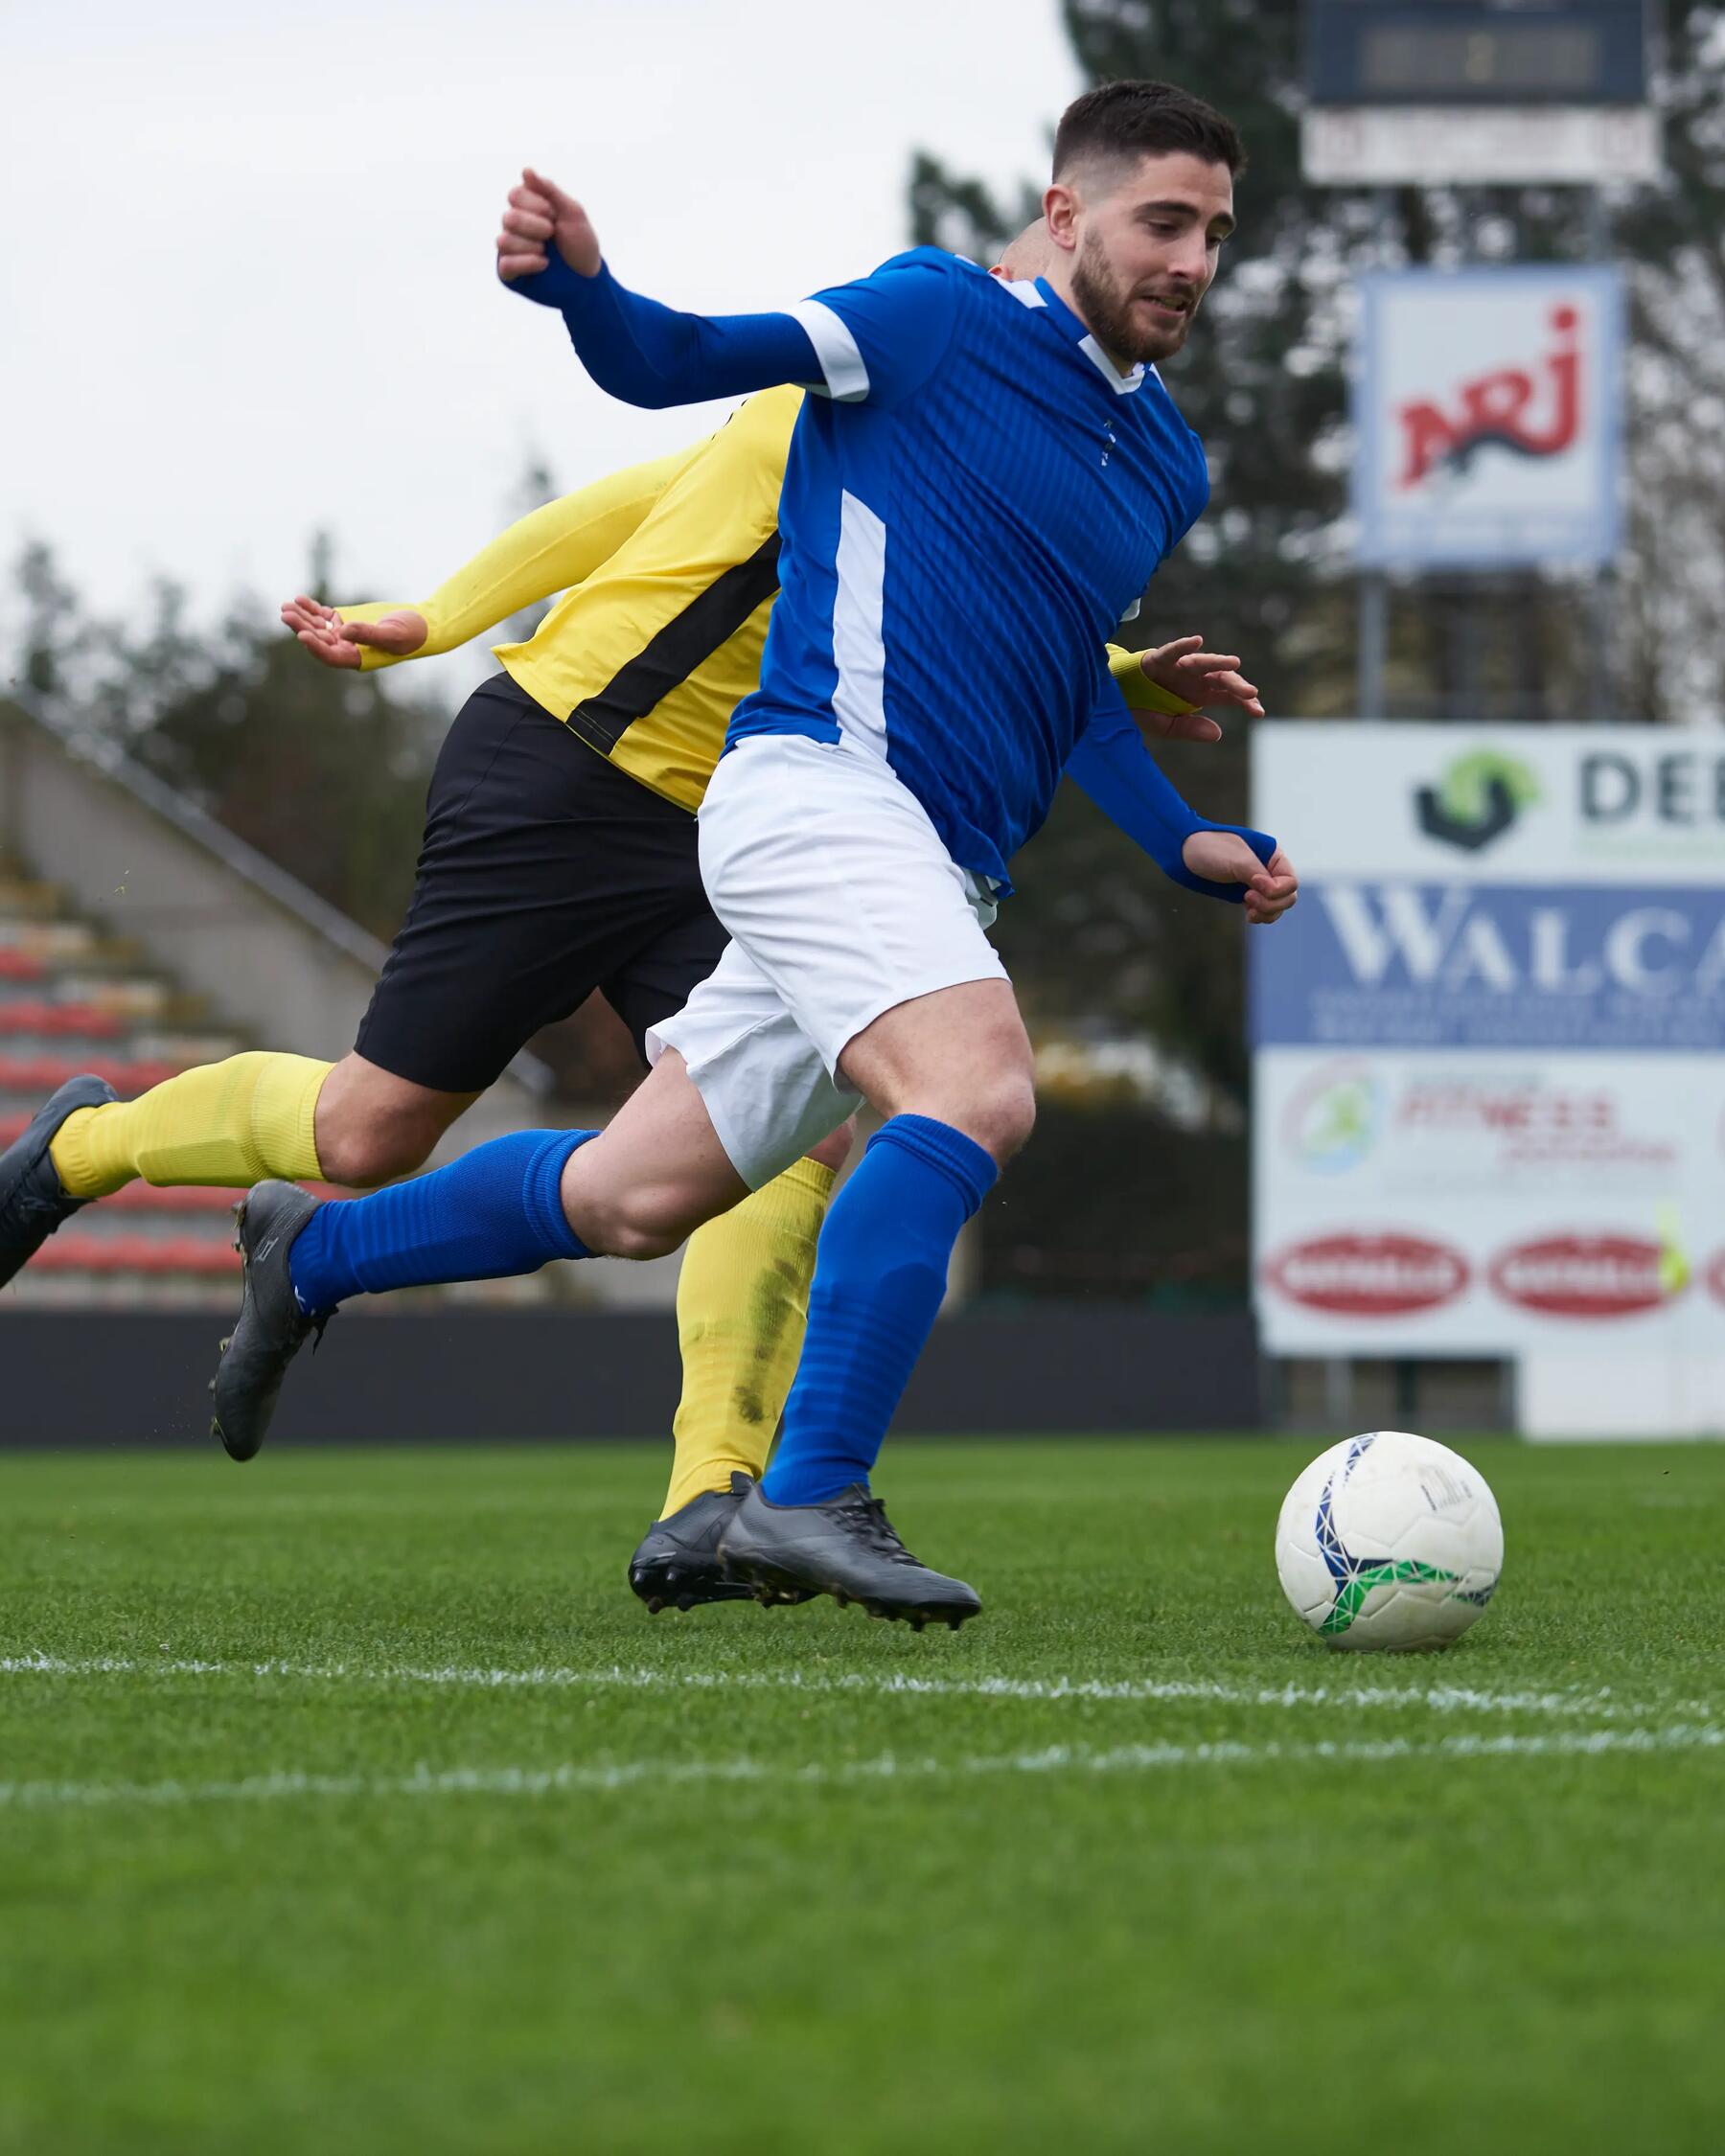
[1042,182,1081,253]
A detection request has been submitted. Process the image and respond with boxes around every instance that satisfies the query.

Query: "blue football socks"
[761,1114,998,1507]
[288,1129,594,1316]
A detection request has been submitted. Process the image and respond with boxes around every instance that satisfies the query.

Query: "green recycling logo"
[1415,749,1541,853]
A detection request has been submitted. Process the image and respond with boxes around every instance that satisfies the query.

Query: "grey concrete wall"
[0,1307,1266,1446]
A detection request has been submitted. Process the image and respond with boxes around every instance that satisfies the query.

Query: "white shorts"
[646,733,1007,1188]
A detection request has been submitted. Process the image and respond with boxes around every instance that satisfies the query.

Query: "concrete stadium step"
[28,1233,241,1277]
[0,878,69,920]
[0,1001,129,1039]
[102,1181,347,1216]
[0,922,104,961]
[1,1260,241,1310]
[0,923,148,975]
[0,977,181,1019]
[0,1030,238,1066]
[84,1182,343,1218]
[53,1208,238,1247]
[104,1183,249,1215]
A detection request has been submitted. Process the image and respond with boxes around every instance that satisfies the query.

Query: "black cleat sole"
[632,1563,756,1617]
[736,1561,977,1631]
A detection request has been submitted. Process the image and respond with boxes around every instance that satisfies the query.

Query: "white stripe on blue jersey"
[831,492,889,761]
[784,300,871,401]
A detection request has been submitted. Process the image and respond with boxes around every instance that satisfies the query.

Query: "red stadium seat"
[30,1234,242,1276]
[0,1002,126,1038]
[103,1182,243,1214]
[101,1181,346,1211]
[0,1054,190,1093]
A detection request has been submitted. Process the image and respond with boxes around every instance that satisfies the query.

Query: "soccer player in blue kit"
[211,80,1298,1626]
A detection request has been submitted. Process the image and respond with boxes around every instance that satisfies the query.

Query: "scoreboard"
[1306,2,1649,108]
[1301,1,1658,182]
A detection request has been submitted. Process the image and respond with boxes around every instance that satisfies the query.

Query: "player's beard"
[1070,228,1192,366]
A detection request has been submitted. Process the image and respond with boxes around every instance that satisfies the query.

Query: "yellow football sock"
[49,1052,331,1199]
[661,1155,837,1519]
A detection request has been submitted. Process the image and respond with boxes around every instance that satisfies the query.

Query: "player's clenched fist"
[495,168,602,283]
[1180,832,1300,925]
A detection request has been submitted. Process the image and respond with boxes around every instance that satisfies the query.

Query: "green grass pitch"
[0,1436,1719,2155]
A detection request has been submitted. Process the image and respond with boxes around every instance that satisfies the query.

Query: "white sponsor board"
[1353,268,1623,569]
[1256,722,1725,889]
[1303,104,1661,186]
[1253,724,1725,1434]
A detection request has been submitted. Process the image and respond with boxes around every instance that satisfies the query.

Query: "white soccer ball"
[1274,1432,1504,1652]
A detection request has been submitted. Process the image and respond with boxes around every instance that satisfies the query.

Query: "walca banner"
[1252,724,1725,1368]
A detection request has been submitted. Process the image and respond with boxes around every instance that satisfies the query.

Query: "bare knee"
[840,981,1037,1168]
[950,1073,1037,1165]
[598,1189,697,1262]
[314,1115,437,1189]
[557,1048,752,1260]
[561,1134,742,1263]
[313,1057,467,1188]
[567,1180,719,1262]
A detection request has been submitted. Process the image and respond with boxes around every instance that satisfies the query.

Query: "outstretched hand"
[280,596,427,670]
[496,167,602,284]
[1138,635,1264,721]
[1180,833,1300,924]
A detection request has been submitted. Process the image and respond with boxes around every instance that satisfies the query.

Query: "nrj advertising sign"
[1353,267,1624,568]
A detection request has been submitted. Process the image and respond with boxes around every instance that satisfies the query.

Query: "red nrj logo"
[1397,304,1582,490]
[1265,1233,1469,1318]
[1490,1235,1671,1319]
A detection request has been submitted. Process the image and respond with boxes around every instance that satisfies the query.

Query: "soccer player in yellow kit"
[0,329,1265,1608]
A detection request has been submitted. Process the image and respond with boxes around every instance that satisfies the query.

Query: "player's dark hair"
[1053,80,1245,180]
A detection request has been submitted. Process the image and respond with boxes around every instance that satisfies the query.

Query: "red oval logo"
[1264,1233,1469,1317]
[1703,1251,1725,1307]
[1490,1235,1674,1319]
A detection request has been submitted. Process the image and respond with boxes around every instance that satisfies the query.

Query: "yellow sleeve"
[1106,641,1199,717]
[338,441,703,670]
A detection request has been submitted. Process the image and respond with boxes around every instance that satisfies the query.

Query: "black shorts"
[355,674,728,1094]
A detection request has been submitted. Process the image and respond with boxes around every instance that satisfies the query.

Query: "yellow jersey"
[341,385,1192,814]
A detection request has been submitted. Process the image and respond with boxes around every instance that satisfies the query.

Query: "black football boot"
[629,1472,813,1613]
[0,1074,119,1287]
[209,1180,329,1462]
[719,1479,980,1631]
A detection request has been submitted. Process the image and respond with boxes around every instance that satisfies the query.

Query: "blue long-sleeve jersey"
[518,249,1268,897]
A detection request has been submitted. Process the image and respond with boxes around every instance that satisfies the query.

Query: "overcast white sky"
[3,1,1079,664]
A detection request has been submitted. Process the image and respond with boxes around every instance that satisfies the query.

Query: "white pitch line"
[0,1651,1711,1725]
[0,1724,1718,1815]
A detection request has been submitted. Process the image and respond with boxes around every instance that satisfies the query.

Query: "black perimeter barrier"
[0,1307,1260,1448]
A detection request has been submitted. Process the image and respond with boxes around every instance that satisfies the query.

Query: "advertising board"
[1352,268,1623,569]
[1252,724,1725,1432]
